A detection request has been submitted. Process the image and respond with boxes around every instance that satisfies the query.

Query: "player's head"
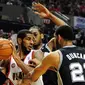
[55,25,74,47]
[29,25,44,48]
[17,29,34,55]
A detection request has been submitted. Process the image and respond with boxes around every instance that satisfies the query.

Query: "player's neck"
[62,41,73,47]
[18,50,26,60]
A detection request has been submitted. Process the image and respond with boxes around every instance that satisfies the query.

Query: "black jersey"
[41,44,51,52]
[58,45,85,85]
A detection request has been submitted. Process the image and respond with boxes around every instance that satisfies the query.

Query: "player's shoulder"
[45,50,60,69]
[46,50,60,61]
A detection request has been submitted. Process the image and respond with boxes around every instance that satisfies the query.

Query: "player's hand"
[32,3,51,18]
[10,41,20,59]
[29,58,41,67]
[11,43,17,56]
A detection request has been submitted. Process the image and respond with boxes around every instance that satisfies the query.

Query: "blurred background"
[0,0,85,47]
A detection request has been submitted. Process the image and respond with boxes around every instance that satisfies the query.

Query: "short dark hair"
[55,25,74,40]
[17,29,32,39]
[29,25,44,33]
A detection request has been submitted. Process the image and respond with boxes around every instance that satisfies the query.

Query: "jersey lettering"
[13,72,24,80]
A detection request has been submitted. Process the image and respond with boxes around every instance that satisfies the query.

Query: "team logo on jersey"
[28,57,30,60]
[11,63,16,68]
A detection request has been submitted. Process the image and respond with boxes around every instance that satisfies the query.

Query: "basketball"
[0,39,13,60]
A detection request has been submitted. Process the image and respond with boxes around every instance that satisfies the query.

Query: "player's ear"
[17,38,22,45]
[58,35,62,42]
[41,33,44,39]
[58,35,61,39]
[58,35,64,42]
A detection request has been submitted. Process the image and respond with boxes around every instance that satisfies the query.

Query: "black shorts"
[0,71,7,85]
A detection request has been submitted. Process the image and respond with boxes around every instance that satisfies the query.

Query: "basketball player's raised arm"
[30,51,60,81]
[33,3,67,26]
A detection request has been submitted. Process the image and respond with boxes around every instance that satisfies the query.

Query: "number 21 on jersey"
[69,63,85,82]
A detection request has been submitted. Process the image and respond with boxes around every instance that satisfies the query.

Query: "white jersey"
[24,50,44,85]
[8,50,43,85]
[8,56,22,85]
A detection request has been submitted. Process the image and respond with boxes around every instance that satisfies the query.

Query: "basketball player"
[12,24,85,85]
[29,3,67,85]
[28,24,85,85]
[12,29,43,85]
[0,29,35,85]
[29,25,56,52]
[29,25,59,85]
[11,2,84,85]
[11,29,44,85]
[12,3,67,85]
[10,29,34,85]
[29,26,44,50]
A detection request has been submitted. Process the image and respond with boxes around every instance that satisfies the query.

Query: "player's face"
[21,33,34,54]
[29,28,42,46]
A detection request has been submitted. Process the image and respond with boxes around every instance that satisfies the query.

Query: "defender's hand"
[32,3,51,18]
